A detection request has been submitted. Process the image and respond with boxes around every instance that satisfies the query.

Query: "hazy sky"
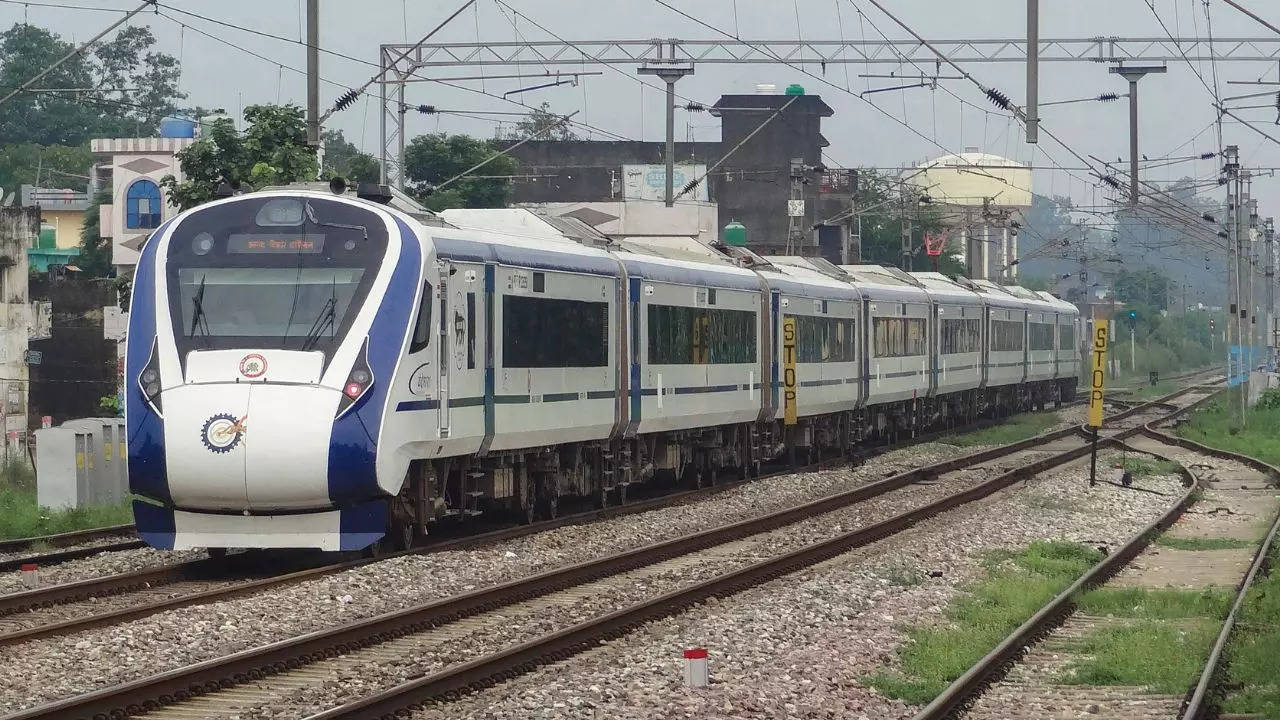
[5,0,1279,230]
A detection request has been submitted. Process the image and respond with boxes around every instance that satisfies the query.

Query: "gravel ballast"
[0,442,972,713]
[401,454,1186,720]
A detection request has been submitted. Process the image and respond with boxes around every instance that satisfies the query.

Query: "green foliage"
[161,104,318,211]
[508,101,578,141]
[98,394,120,416]
[856,170,965,275]
[0,460,132,539]
[1256,388,1280,411]
[1114,456,1181,478]
[943,411,1060,447]
[1154,535,1253,551]
[321,129,379,184]
[0,22,183,148]
[403,132,518,211]
[866,541,1101,703]
[77,188,113,277]
[1075,586,1232,619]
[1060,620,1218,692]
[0,142,92,196]
[1177,399,1280,469]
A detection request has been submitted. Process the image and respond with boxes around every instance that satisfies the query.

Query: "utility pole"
[306,0,320,147]
[1248,193,1259,354]
[842,169,860,264]
[1267,217,1276,368]
[1108,63,1166,206]
[638,43,694,207]
[1224,145,1247,425]
[787,157,806,255]
[899,182,914,271]
[1026,0,1039,144]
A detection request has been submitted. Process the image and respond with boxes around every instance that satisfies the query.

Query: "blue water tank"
[160,116,196,138]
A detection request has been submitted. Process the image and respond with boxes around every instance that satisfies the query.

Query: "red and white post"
[683,647,708,687]
[19,563,39,588]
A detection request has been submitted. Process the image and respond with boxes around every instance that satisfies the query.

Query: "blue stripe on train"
[126,220,174,504]
[327,217,422,505]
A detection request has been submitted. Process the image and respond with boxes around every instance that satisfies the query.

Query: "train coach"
[125,188,1079,553]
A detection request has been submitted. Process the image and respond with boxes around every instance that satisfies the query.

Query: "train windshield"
[165,196,389,362]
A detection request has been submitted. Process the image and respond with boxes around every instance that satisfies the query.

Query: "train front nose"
[163,381,343,512]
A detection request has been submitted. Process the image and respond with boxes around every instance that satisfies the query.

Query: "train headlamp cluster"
[336,340,374,417]
[138,338,164,414]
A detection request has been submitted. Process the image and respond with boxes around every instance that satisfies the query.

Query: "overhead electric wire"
[674,95,799,201]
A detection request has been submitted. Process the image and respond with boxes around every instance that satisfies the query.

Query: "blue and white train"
[126,188,1080,553]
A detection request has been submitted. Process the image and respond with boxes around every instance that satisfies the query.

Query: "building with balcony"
[19,185,89,272]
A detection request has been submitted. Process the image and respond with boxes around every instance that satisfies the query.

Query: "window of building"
[503,295,607,368]
[791,315,856,363]
[126,179,162,229]
[873,317,926,358]
[1029,322,1055,351]
[1059,323,1075,351]
[941,318,981,354]
[991,319,1024,352]
[648,304,756,364]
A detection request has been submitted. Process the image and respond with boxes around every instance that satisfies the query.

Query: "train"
[125,187,1080,553]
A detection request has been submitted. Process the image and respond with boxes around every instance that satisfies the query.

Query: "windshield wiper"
[188,274,211,343]
[305,200,368,241]
[300,276,338,352]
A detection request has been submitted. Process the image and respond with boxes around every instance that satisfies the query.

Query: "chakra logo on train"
[200,413,248,453]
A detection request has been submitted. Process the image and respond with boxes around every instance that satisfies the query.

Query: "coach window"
[873,317,926,357]
[1029,322,1055,351]
[466,292,476,369]
[503,295,607,367]
[649,305,756,364]
[409,282,433,353]
[1059,323,1075,350]
[941,318,980,354]
[793,315,855,362]
[991,319,1024,351]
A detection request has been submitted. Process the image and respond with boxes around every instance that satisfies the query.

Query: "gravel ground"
[0,442,973,713]
[402,453,1185,720]
[0,535,137,565]
[0,547,204,596]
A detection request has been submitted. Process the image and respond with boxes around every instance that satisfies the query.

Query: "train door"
[437,260,452,438]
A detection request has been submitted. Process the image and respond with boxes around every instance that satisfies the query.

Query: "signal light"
[344,382,363,399]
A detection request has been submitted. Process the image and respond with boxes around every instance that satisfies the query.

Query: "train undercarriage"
[387,377,1077,551]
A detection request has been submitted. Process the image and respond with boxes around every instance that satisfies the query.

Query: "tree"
[160,104,318,211]
[0,22,184,146]
[0,143,92,196]
[78,189,113,277]
[403,133,517,212]
[855,170,964,275]
[511,101,578,141]
[321,129,380,184]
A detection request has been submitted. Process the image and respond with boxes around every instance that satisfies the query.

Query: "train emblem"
[239,353,267,378]
[201,413,248,454]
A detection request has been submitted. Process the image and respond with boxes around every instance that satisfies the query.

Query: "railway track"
[913,387,1280,720]
[0,379,1217,720]
[0,529,143,574]
[0,388,1107,649]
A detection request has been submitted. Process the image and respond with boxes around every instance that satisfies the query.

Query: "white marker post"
[19,563,39,588]
[683,647,708,687]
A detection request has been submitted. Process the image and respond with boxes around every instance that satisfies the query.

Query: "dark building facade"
[504,93,834,255]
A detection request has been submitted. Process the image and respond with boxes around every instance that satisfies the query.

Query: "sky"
[4,0,1280,236]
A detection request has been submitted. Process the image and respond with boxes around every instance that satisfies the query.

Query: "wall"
[0,207,38,456]
[44,210,86,250]
[27,276,117,426]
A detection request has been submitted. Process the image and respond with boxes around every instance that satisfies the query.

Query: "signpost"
[1086,314,1110,486]
[783,317,798,426]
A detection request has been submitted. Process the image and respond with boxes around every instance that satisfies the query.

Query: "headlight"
[137,338,164,415]
[336,339,374,418]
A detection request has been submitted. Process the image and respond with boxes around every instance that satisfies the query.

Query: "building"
[91,136,195,270]
[19,184,89,271]
[1,207,39,459]
[502,91,834,255]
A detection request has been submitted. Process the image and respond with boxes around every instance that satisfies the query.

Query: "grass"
[1075,586,1233,619]
[944,411,1061,447]
[0,458,133,541]
[1177,400,1280,471]
[1060,619,1219,692]
[1114,455,1182,478]
[1223,541,1280,718]
[865,541,1102,703]
[1154,535,1254,551]
[1132,381,1176,401]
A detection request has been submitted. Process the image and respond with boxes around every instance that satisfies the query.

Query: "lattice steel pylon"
[377,35,1280,187]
